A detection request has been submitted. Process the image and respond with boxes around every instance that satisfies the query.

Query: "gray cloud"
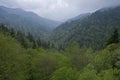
[0,0,120,21]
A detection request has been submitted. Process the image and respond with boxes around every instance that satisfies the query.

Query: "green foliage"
[31,51,57,80]
[99,69,118,80]
[51,6,120,50]
[0,34,29,80]
[106,29,119,46]
[78,69,100,80]
[93,50,113,72]
[66,42,92,70]
[50,67,78,80]
[0,24,55,49]
[1,23,120,80]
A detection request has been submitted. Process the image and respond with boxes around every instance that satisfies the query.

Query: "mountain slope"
[67,13,91,22]
[50,6,120,50]
[0,6,60,38]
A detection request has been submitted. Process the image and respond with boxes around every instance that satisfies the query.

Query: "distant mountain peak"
[0,6,61,39]
[66,13,91,23]
[50,6,120,50]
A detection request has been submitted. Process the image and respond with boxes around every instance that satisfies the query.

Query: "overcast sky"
[0,0,120,21]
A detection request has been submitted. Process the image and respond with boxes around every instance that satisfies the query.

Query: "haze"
[0,0,120,21]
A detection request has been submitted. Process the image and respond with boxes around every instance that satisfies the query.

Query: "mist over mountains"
[1,1,120,80]
[0,6,61,39]
[50,5,120,50]
[0,5,120,50]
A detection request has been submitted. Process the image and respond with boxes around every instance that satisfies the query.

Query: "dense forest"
[0,6,60,40]
[50,6,120,50]
[0,4,120,80]
[0,23,120,80]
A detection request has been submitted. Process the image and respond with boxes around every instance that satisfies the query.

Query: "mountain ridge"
[50,5,120,50]
[0,6,61,29]
[0,6,61,39]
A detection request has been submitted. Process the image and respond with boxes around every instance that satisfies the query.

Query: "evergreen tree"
[27,32,38,48]
[106,29,119,46]
[27,32,35,42]
[10,28,16,37]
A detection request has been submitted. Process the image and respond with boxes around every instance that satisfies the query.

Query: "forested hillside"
[0,6,60,39]
[0,24,120,80]
[0,3,120,80]
[50,6,120,50]
[67,13,91,22]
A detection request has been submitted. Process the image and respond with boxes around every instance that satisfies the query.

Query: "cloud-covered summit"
[0,0,120,21]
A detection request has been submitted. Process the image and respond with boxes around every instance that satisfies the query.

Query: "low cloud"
[0,0,120,21]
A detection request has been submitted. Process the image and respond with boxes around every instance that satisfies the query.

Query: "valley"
[0,5,120,80]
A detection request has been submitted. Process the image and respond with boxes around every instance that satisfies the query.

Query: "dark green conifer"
[106,29,119,46]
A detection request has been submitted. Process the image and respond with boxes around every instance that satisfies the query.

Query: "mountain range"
[0,6,61,39]
[50,5,120,50]
[67,13,91,23]
[0,5,120,50]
